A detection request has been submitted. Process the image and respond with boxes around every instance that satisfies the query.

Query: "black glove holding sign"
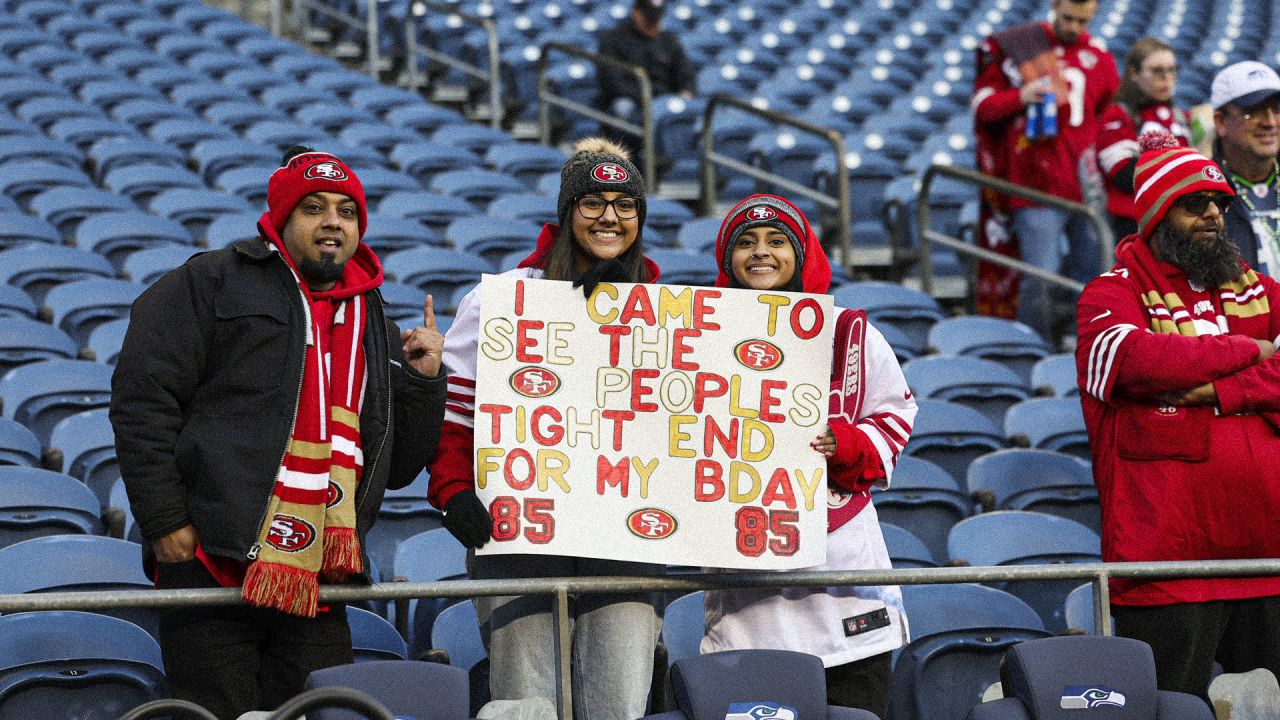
[442,490,493,549]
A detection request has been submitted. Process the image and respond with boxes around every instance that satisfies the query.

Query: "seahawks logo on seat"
[1060,686,1127,709]
[724,703,796,720]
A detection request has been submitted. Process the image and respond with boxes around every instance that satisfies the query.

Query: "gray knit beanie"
[556,138,647,228]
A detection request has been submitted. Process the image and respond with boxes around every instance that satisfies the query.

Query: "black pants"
[157,559,354,720]
[826,651,892,720]
[1113,595,1280,702]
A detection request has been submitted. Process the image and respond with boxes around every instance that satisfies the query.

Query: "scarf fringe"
[243,561,320,618]
[320,526,362,580]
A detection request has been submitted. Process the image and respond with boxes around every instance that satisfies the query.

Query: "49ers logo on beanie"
[1133,130,1234,243]
[266,151,368,238]
[748,206,778,220]
[592,163,630,182]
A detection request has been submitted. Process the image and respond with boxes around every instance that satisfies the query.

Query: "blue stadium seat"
[291,102,380,135]
[0,535,155,636]
[1030,353,1078,397]
[336,122,422,155]
[430,124,516,156]
[484,144,568,188]
[388,141,481,183]
[893,584,1051,720]
[902,399,1006,486]
[121,244,201,284]
[146,117,237,150]
[0,417,39,468]
[871,454,970,564]
[46,117,141,151]
[831,281,945,357]
[966,449,1098,533]
[212,165,275,207]
[392,527,468,661]
[15,96,110,130]
[1062,582,1113,635]
[1004,397,1089,460]
[486,193,557,226]
[41,278,145,347]
[73,211,194,266]
[0,359,114,444]
[347,167,424,205]
[661,591,705,667]
[102,164,204,205]
[379,282,434,327]
[148,188,255,237]
[0,243,116,303]
[674,217,722,254]
[948,511,1101,632]
[0,317,78,372]
[242,119,333,150]
[346,606,408,662]
[202,100,279,133]
[666,650,878,720]
[0,610,166,717]
[86,317,129,365]
[644,198,696,249]
[362,215,443,255]
[188,139,279,185]
[78,80,164,111]
[903,356,1032,428]
[383,247,492,308]
[429,169,528,208]
[446,217,540,267]
[0,284,34,320]
[351,86,447,117]
[306,660,470,720]
[0,161,93,211]
[647,249,719,286]
[110,98,199,130]
[428,600,487,685]
[0,135,84,170]
[0,466,102,546]
[927,316,1051,384]
[880,522,937,569]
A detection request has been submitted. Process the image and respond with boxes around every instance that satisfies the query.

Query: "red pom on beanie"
[266,152,367,239]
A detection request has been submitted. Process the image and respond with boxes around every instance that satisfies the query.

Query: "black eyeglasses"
[576,196,639,219]
[1174,193,1232,216]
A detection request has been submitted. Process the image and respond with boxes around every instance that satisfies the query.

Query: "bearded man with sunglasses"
[1075,130,1280,703]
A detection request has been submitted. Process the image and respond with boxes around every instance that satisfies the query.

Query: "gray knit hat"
[556,138,647,227]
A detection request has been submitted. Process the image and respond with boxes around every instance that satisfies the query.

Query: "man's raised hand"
[401,294,445,378]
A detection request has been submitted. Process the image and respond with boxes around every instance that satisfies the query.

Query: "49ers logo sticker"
[746,205,778,220]
[266,515,316,553]
[734,339,784,370]
[510,366,561,398]
[304,162,348,181]
[592,163,629,182]
[627,508,677,539]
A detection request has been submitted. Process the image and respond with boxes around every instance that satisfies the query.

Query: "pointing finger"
[423,294,437,331]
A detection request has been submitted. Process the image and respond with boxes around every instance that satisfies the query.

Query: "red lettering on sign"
[694,459,725,502]
[530,405,563,446]
[760,380,786,423]
[704,416,738,459]
[504,449,535,490]
[599,325,630,367]
[478,404,512,443]
[597,455,629,496]
[693,290,721,330]
[515,320,545,362]
[631,368,659,412]
[791,298,823,339]
[672,328,700,371]
[761,468,797,509]
[619,285,656,325]
[693,372,729,412]
[601,409,635,451]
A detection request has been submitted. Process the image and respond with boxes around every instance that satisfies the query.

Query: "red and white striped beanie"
[1133,129,1234,243]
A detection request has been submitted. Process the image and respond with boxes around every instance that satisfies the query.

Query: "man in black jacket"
[110,147,446,719]
[596,0,696,120]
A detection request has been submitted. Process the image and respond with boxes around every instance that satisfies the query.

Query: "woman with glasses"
[426,137,661,720]
[1098,38,1200,239]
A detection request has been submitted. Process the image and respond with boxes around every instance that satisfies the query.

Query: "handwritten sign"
[472,275,833,569]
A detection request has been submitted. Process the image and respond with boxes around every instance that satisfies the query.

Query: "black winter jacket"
[110,238,446,579]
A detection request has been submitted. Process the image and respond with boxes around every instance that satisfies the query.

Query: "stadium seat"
[948,511,1102,632]
[1030,353,1078,397]
[429,169,528,208]
[146,117,237,150]
[379,282,434,327]
[486,193,557,226]
[0,359,113,445]
[484,143,568,188]
[86,317,129,365]
[362,215,443,255]
[428,600,489,711]
[647,249,719,286]
[202,100,279,133]
[674,217,723,254]
[965,635,1212,720]
[41,278,144,347]
[446,217,540,267]
[0,466,102,547]
[148,188,255,237]
[0,317,78,372]
[388,141,481,183]
[377,191,476,234]
[0,535,156,637]
[901,400,1006,488]
[203,213,264,250]
[903,356,1032,428]
[0,160,94,210]
[831,281,946,357]
[306,660,470,720]
[382,247,493,308]
[347,606,408,662]
[880,522,937,569]
[871,454,969,564]
[73,212,194,267]
[1004,397,1090,460]
[47,407,118,506]
[0,418,39,468]
[29,186,137,239]
[893,584,1051,720]
[661,650,878,720]
[0,286,35,320]
[430,124,516,156]
[0,243,116,304]
[87,138,189,182]
[967,446,1099,532]
[392,527,468,661]
[0,610,166,718]
[644,198,696,249]
[661,591,705,668]
[927,316,1051,384]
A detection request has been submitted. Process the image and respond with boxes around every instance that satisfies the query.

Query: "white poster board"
[472,275,834,569]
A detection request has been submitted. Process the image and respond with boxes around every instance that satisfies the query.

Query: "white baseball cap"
[1210,61,1280,110]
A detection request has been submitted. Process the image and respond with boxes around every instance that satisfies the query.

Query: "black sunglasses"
[1174,193,1232,216]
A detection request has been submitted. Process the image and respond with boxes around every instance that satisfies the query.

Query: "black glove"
[442,490,492,549]
[572,258,627,298]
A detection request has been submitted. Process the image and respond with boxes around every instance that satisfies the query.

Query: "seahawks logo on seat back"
[1060,686,1127,709]
[724,703,796,720]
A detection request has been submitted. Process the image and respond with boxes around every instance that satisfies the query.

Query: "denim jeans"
[472,554,660,720]
[1012,206,1100,339]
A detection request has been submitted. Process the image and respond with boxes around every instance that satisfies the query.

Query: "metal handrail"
[698,94,853,269]
[537,42,656,192]
[6,559,1278,720]
[915,163,1116,296]
[404,2,503,129]
[288,0,382,79]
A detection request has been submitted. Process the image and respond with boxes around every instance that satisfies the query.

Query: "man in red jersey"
[973,0,1119,341]
[1076,133,1280,704]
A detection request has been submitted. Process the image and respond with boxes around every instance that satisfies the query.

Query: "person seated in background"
[700,193,916,720]
[596,0,696,121]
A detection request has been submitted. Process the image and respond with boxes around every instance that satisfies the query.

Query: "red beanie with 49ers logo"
[1132,130,1233,243]
[266,151,368,239]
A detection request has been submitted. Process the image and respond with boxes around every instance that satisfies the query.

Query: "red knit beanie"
[1133,130,1234,243]
[266,151,367,239]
